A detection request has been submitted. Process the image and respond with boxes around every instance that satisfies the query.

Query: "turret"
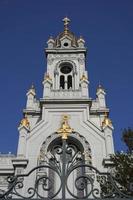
[26,84,36,109]
[96,84,106,108]
[43,17,89,99]
[77,36,85,48]
[80,73,89,97]
[47,36,55,49]
[42,73,52,98]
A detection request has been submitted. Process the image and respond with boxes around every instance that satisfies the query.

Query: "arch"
[54,60,77,90]
[55,60,77,74]
[38,132,92,165]
[38,133,92,198]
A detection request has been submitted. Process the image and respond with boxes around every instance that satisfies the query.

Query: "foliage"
[122,127,133,153]
[110,127,133,195]
[111,152,133,195]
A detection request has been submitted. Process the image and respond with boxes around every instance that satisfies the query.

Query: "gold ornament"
[20,116,30,129]
[102,112,112,127]
[44,73,52,81]
[62,17,70,33]
[80,73,87,81]
[57,115,73,140]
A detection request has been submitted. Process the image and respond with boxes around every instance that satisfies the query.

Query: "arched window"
[59,62,73,90]
[60,75,65,89]
[67,75,72,89]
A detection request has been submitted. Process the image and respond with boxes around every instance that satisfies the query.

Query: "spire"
[27,83,36,96]
[96,83,106,108]
[26,84,36,109]
[97,83,105,92]
[79,35,85,42]
[62,17,70,33]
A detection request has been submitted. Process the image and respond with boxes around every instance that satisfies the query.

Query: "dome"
[55,17,78,48]
[47,17,85,49]
[55,29,78,47]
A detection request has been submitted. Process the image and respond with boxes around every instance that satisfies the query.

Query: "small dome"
[55,30,78,47]
[55,17,78,48]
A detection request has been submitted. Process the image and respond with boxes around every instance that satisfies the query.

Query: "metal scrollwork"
[0,139,133,199]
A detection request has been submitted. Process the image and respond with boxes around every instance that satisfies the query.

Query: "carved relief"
[38,131,92,165]
[47,58,54,65]
[78,54,85,65]
[0,176,8,185]
[47,54,54,65]
[52,54,78,60]
[16,168,24,175]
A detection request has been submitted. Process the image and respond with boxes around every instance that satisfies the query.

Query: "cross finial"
[62,17,70,31]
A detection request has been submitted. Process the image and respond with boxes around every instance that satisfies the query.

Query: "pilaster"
[17,119,30,158]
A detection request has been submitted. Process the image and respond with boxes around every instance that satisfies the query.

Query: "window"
[68,75,72,89]
[60,75,65,89]
[60,65,72,74]
[59,62,73,89]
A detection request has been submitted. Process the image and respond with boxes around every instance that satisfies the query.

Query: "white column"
[65,76,67,89]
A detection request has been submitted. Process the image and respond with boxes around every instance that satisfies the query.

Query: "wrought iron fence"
[0,139,132,200]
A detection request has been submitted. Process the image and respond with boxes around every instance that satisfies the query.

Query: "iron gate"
[0,139,132,200]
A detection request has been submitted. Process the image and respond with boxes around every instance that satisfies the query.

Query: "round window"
[60,65,72,74]
[64,42,69,47]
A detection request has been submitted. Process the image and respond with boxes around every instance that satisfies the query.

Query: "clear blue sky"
[0,0,133,154]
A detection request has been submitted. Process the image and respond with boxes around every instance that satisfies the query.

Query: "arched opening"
[38,133,92,198]
[67,75,72,89]
[59,62,73,90]
[60,75,65,89]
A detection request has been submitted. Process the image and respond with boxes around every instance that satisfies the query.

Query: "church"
[0,17,115,199]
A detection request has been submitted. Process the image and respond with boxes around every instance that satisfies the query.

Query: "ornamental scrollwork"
[0,140,133,199]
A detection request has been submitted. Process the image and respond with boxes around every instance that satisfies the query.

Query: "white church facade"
[0,18,115,199]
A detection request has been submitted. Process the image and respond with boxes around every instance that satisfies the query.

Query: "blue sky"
[0,0,133,154]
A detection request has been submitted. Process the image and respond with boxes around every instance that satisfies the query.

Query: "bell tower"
[16,17,115,171]
[14,17,115,172]
[43,17,89,99]
[0,17,116,199]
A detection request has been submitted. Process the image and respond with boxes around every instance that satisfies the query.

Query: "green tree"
[122,127,133,153]
[111,152,133,195]
[110,128,133,195]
